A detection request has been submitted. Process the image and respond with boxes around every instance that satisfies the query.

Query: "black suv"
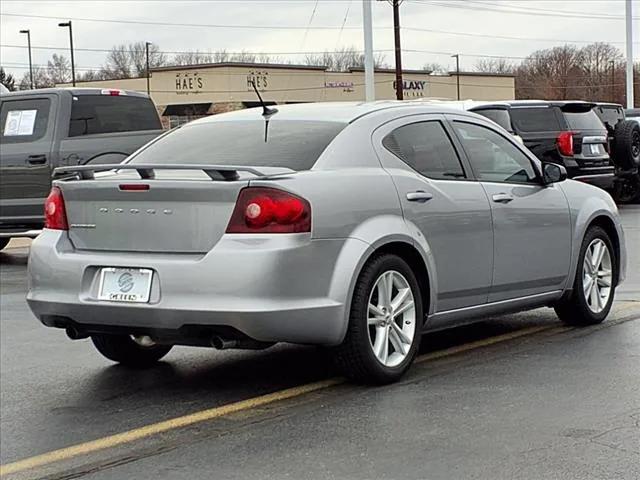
[469,101,613,190]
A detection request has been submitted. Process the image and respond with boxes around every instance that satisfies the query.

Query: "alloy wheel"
[367,270,416,367]
[582,238,613,314]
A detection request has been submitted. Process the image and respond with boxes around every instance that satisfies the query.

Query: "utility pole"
[58,21,75,86]
[391,0,404,100]
[145,41,152,96]
[624,0,634,108]
[452,54,460,100]
[362,0,375,101]
[19,29,33,89]
[610,60,615,103]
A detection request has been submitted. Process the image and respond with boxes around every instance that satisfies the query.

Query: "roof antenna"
[250,80,278,142]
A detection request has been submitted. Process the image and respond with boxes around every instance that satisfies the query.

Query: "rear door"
[0,93,58,225]
[373,114,494,312]
[448,116,571,302]
[560,106,610,169]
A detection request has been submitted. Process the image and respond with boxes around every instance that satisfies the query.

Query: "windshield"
[563,111,605,131]
[129,120,346,171]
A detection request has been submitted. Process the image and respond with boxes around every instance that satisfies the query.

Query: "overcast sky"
[1,0,638,81]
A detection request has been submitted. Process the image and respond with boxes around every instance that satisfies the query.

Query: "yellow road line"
[0,324,558,477]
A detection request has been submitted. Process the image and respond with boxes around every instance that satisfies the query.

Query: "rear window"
[128,120,346,171]
[510,107,561,132]
[472,109,512,132]
[563,110,606,132]
[69,95,161,137]
[0,98,51,144]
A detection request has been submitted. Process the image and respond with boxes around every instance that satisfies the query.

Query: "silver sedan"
[27,102,626,383]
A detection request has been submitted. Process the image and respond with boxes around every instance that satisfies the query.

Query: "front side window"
[0,98,51,144]
[382,121,466,180]
[452,121,538,184]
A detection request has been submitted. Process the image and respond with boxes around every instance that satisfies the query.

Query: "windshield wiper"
[250,80,278,142]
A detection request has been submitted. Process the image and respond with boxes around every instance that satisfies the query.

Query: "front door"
[448,116,572,302]
[0,95,56,226]
[373,115,494,313]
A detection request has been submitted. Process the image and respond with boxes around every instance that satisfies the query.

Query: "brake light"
[119,184,150,191]
[44,187,68,230]
[226,187,311,233]
[101,89,124,96]
[557,131,574,156]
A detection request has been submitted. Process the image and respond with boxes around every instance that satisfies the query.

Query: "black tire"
[611,120,640,170]
[332,254,423,384]
[0,238,9,251]
[91,334,172,367]
[612,174,640,204]
[554,226,617,326]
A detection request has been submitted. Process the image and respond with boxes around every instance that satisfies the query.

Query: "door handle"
[26,155,47,165]
[492,193,514,203]
[406,191,433,203]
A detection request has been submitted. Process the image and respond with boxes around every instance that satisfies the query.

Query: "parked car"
[593,103,640,203]
[467,100,614,190]
[27,102,626,384]
[0,88,163,250]
[625,108,640,120]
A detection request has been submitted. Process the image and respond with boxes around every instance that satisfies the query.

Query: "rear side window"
[382,121,466,179]
[0,98,51,144]
[69,95,160,137]
[563,110,605,131]
[473,109,512,132]
[510,107,561,132]
[129,120,346,171]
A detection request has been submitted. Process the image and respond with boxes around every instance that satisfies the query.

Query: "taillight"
[557,131,574,156]
[44,186,68,230]
[226,187,311,234]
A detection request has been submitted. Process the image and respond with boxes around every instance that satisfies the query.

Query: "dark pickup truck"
[0,88,164,249]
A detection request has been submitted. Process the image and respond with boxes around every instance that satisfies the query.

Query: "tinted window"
[563,110,605,131]
[69,95,161,137]
[473,109,512,132]
[510,107,561,132]
[453,121,538,184]
[382,121,465,179]
[0,98,51,144]
[129,120,346,171]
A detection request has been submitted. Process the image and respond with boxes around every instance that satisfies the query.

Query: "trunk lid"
[60,170,248,253]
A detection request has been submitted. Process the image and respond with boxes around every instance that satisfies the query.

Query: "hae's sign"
[175,72,204,95]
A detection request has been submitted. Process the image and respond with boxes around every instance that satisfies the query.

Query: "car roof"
[0,87,152,99]
[194,100,484,125]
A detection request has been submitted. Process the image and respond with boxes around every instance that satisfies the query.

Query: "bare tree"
[103,42,167,78]
[422,62,445,74]
[0,67,17,91]
[47,54,71,84]
[474,58,517,75]
[303,46,387,72]
[19,66,53,89]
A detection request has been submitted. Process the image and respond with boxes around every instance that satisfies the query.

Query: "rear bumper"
[27,230,370,346]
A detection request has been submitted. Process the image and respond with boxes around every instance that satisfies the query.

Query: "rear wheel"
[612,120,640,170]
[0,238,9,251]
[555,226,616,326]
[332,254,423,384]
[91,334,172,367]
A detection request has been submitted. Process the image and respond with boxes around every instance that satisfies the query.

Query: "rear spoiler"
[53,164,295,181]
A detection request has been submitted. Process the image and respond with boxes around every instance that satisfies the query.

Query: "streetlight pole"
[391,0,404,100]
[624,0,634,108]
[610,60,615,103]
[362,0,375,102]
[452,54,460,100]
[19,29,33,89]
[58,21,75,86]
[145,41,152,96]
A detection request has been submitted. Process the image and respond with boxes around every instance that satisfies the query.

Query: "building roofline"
[446,71,515,78]
[151,62,329,72]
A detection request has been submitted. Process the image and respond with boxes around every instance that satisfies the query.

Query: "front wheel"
[91,334,172,367]
[332,254,423,384]
[555,226,617,326]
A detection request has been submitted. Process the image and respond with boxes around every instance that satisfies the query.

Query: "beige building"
[59,62,515,127]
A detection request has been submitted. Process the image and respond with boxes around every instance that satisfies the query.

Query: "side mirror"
[542,162,567,184]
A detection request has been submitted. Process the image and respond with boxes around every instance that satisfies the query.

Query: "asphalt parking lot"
[1,206,638,480]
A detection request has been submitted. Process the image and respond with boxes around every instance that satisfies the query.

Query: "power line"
[2,12,637,46]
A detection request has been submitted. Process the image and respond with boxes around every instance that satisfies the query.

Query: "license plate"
[98,268,153,303]
[588,144,603,155]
